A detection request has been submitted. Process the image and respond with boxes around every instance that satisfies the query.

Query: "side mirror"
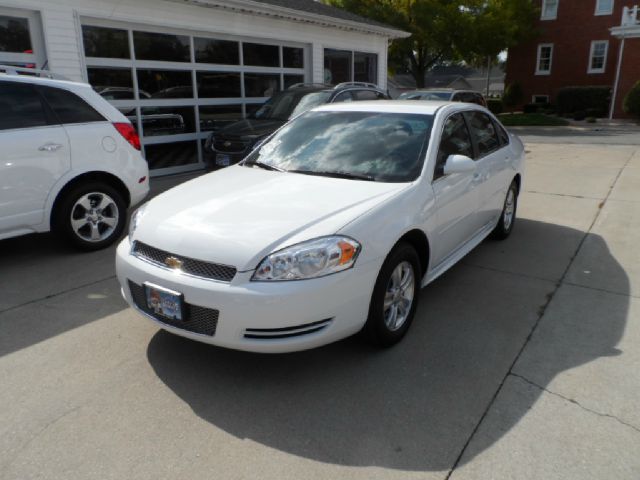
[443,154,476,175]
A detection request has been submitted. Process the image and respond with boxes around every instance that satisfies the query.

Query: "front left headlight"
[252,236,361,281]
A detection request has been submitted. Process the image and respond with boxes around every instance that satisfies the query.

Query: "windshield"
[250,90,325,121]
[289,91,332,119]
[244,111,433,182]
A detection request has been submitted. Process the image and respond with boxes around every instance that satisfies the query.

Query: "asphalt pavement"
[1,138,639,479]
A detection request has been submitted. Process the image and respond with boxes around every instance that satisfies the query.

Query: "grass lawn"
[498,113,570,127]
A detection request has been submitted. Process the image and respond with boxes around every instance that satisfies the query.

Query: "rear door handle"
[38,143,63,152]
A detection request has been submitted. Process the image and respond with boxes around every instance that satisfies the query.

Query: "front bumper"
[115,238,380,353]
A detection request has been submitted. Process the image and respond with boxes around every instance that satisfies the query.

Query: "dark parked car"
[203,82,390,169]
[398,89,487,107]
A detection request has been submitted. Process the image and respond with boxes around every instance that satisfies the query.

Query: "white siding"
[0,0,389,86]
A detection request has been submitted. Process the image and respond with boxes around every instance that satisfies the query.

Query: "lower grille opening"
[244,318,332,340]
[128,280,219,336]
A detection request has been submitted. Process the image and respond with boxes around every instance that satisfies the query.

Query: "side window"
[466,111,500,157]
[494,120,510,146]
[332,91,354,103]
[353,90,378,101]
[0,81,49,131]
[451,93,463,102]
[39,86,105,124]
[434,113,473,180]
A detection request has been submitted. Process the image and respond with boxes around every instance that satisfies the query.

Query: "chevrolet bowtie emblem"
[165,256,183,269]
[223,141,232,147]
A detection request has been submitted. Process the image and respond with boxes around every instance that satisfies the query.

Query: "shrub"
[487,99,503,115]
[556,86,611,115]
[623,81,640,119]
[573,110,587,121]
[502,82,524,112]
[523,103,539,114]
[586,107,607,118]
[586,117,597,123]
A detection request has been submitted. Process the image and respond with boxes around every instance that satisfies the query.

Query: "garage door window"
[0,15,31,53]
[81,21,308,175]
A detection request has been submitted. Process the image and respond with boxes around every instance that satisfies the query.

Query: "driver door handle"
[38,143,63,152]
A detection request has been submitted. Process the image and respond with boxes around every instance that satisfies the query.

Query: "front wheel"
[53,183,127,251]
[363,242,421,347]
[491,180,518,240]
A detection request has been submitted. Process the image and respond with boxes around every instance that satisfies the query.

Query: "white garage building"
[0,0,407,174]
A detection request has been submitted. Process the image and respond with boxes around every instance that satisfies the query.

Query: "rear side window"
[39,86,105,124]
[353,90,379,101]
[0,81,48,131]
[465,111,500,157]
[332,91,354,103]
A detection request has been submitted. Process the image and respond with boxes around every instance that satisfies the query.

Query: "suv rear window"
[39,86,105,124]
[0,81,48,131]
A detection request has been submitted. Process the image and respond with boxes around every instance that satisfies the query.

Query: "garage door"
[80,19,308,175]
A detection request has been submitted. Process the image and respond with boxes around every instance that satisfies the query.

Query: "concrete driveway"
[1,141,639,479]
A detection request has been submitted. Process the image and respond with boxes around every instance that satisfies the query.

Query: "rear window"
[0,81,48,131]
[39,86,105,124]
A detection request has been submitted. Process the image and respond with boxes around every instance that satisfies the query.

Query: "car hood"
[134,166,408,271]
[216,119,285,139]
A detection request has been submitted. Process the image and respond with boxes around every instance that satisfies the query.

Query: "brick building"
[505,0,640,118]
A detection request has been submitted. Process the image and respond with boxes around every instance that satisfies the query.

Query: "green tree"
[325,0,537,88]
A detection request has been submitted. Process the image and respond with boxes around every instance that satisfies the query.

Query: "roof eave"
[167,0,411,39]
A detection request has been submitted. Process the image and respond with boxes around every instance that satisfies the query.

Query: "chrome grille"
[132,241,236,282]
[213,137,250,153]
[128,280,219,336]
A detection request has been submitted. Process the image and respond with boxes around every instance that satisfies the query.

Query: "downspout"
[609,35,625,120]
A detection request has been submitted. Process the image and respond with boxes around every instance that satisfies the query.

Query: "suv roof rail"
[334,82,379,90]
[0,64,71,81]
[287,82,332,90]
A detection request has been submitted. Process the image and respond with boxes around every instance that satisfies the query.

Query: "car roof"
[0,73,92,91]
[313,100,453,115]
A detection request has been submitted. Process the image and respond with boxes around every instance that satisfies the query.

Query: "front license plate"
[145,283,184,321]
[216,154,231,166]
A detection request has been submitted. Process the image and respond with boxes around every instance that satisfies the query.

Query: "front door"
[430,112,482,266]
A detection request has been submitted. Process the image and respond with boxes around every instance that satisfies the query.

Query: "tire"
[363,242,421,347]
[53,182,127,251]
[491,180,518,240]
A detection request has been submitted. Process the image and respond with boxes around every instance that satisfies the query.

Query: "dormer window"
[595,0,614,15]
[541,0,559,20]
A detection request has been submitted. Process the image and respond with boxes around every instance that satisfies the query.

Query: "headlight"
[128,203,148,241]
[252,236,361,281]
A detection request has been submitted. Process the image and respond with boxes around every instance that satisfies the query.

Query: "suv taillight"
[113,122,141,151]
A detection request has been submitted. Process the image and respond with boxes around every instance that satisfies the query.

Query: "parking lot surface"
[1,138,639,479]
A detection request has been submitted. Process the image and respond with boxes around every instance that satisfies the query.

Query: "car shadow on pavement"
[0,232,127,357]
[146,219,629,471]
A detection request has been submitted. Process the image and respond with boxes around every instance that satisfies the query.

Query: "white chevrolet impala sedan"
[116,101,525,353]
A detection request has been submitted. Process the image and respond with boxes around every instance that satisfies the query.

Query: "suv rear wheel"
[53,183,126,250]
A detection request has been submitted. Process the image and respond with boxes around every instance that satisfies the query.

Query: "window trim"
[587,40,609,74]
[535,43,554,76]
[595,0,614,16]
[541,0,559,20]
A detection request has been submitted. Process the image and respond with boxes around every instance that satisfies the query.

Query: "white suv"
[0,67,149,250]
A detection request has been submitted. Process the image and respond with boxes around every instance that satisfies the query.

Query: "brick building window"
[536,44,553,75]
[595,0,614,15]
[588,40,609,73]
[541,0,559,20]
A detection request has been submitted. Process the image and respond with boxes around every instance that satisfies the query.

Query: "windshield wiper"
[288,169,376,181]
[250,160,284,172]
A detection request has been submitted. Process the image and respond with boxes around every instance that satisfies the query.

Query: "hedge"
[487,99,503,115]
[623,81,640,119]
[556,86,611,116]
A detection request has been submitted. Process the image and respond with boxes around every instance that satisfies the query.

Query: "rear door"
[430,112,482,265]
[0,80,70,234]
[463,110,507,228]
